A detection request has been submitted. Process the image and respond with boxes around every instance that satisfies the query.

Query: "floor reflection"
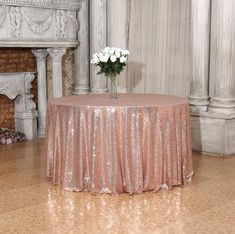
[0,140,234,233]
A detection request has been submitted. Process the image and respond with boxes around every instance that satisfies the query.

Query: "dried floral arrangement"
[0,128,27,144]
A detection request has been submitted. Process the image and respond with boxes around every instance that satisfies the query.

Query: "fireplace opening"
[0,48,38,142]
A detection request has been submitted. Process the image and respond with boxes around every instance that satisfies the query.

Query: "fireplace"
[0,48,37,130]
[0,0,81,139]
[0,72,37,139]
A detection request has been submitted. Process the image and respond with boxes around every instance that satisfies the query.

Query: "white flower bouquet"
[91,47,129,98]
[91,47,129,77]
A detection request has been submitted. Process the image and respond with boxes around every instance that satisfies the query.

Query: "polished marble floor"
[0,139,234,234]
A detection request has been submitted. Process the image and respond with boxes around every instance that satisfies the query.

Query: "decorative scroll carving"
[0,73,36,100]
[0,0,81,10]
[0,83,12,94]
[24,73,35,94]
[56,10,67,39]
[48,48,66,62]
[25,94,37,113]
[0,6,7,28]
[32,49,48,61]
[0,73,37,112]
[9,6,22,38]
[0,3,79,46]
[24,12,52,34]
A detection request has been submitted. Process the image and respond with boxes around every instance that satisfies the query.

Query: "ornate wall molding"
[24,11,52,34]
[9,6,22,38]
[56,9,67,39]
[0,4,80,47]
[0,6,7,27]
[0,82,12,95]
[0,0,81,10]
[24,72,35,94]
[0,72,35,99]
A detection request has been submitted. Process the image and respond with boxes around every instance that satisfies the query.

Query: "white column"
[32,49,48,137]
[188,0,211,112]
[90,0,108,93]
[209,0,235,114]
[47,48,66,98]
[74,0,90,95]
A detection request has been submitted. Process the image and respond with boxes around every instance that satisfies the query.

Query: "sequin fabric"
[45,93,193,195]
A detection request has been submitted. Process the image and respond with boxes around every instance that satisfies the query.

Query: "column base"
[90,88,108,93]
[73,86,90,95]
[209,98,235,114]
[191,111,235,155]
[38,128,45,138]
[188,96,210,113]
[190,104,209,113]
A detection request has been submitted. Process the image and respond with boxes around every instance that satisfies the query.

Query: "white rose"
[91,57,99,64]
[110,55,117,62]
[98,53,103,58]
[109,48,115,55]
[100,54,109,62]
[115,50,121,58]
[99,55,104,62]
[103,47,111,53]
[122,50,130,56]
[103,54,110,62]
[91,54,100,63]
[120,56,127,63]
[94,56,100,64]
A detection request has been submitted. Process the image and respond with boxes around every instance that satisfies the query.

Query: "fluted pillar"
[73,0,90,95]
[47,48,66,98]
[188,0,211,112]
[209,0,235,114]
[32,49,48,137]
[90,0,108,93]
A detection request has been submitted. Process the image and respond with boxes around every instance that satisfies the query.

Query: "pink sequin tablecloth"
[45,93,193,195]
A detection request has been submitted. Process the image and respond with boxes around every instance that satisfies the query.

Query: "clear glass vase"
[109,75,118,99]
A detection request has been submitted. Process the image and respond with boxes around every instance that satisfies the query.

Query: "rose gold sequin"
[45,93,193,195]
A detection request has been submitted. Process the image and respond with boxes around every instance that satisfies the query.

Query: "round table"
[45,93,193,195]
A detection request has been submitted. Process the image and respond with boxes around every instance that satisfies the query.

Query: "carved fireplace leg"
[48,48,66,98]
[32,49,48,137]
[14,73,38,140]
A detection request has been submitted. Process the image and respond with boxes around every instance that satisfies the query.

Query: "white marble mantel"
[0,0,80,10]
[0,0,81,47]
[0,0,82,138]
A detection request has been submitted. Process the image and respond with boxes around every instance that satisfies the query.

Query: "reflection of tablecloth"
[45,93,193,195]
